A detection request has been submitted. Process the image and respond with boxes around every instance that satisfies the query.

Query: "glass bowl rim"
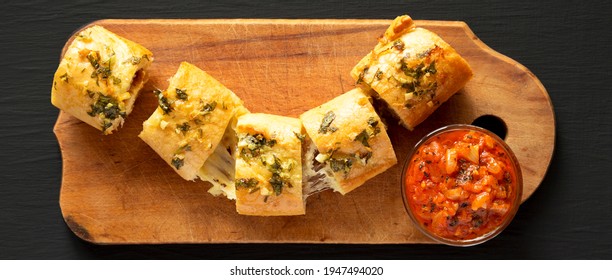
[400,124,523,247]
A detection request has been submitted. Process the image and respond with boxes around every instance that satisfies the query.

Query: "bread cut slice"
[139,62,245,195]
[234,113,305,216]
[351,15,472,130]
[51,25,153,134]
[300,88,397,195]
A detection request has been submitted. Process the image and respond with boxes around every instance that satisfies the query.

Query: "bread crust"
[139,62,243,180]
[235,113,305,216]
[51,25,153,134]
[351,15,473,130]
[300,88,397,194]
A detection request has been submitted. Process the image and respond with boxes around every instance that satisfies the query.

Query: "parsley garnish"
[175,88,188,100]
[368,117,381,135]
[269,173,285,196]
[359,151,373,164]
[171,156,184,170]
[392,40,405,51]
[354,129,370,147]
[201,101,217,114]
[318,111,337,134]
[87,94,124,120]
[153,89,172,114]
[87,51,112,80]
[239,133,276,159]
[235,178,259,189]
[375,70,383,80]
[59,73,69,83]
[128,56,141,65]
[177,122,190,134]
[329,157,353,174]
[293,132,305,143]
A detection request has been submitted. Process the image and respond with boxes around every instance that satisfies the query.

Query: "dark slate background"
[1,0,610,259]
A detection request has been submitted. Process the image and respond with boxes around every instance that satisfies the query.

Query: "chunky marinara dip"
[402,125,522,245]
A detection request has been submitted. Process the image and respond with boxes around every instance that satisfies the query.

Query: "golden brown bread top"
[351,15,473,130]
[300,88,397,194]
[51,25,153,134]
[234,113,305,216]
[139,62,244,180]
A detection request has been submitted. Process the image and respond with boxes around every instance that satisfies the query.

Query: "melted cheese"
[198,105,249,200]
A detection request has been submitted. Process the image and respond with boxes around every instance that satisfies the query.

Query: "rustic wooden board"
[54,19,555,244]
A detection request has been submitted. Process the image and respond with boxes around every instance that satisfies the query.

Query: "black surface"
[1,0,611,259]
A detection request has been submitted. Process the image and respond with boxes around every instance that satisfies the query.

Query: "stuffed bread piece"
[235,113,305,216]
[139,62,246,199]
[300,88,397,195]
[51,25,153,134]
[351,15,472,130]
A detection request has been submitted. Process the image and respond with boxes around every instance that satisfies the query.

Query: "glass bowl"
[401,124,523,246]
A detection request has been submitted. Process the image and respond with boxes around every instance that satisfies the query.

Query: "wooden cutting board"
[54,19,555,244]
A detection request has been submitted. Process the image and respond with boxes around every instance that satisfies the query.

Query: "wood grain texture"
[54,19,554,244]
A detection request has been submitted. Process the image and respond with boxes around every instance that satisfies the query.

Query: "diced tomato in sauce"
[404,129,519,241]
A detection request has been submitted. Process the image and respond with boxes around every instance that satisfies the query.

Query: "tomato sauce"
[404,128,520,241]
